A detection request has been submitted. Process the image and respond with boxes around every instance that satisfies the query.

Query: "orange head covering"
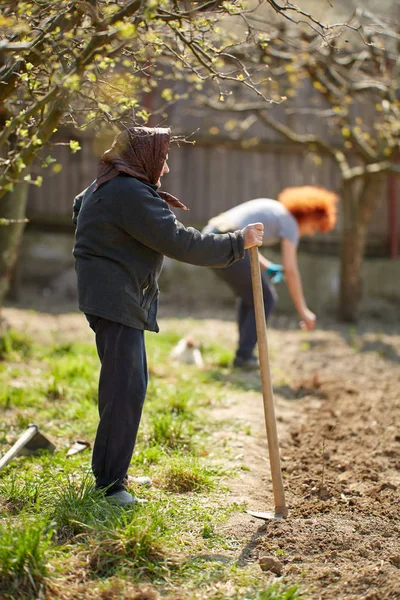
[278,186,338,232]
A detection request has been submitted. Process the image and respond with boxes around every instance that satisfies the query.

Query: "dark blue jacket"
[73,174,244,331]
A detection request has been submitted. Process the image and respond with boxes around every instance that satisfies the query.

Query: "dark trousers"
[86,314,148,495]
[212,251,276,361]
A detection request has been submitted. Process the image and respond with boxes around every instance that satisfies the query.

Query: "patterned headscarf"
[94,126,188,210]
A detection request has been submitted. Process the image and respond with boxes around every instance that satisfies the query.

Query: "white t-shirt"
[209,199,299,246]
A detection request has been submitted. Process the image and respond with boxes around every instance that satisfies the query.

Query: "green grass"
[0,518,54,599]
[85,508,169,579]
[0,329,35,361]
[0,326,304,600]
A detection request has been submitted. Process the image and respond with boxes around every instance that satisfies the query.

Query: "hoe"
[247,247,288,520]
[0,424,55,471]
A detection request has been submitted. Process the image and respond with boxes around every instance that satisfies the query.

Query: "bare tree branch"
[204,98,351,175]
[345,160,400,181]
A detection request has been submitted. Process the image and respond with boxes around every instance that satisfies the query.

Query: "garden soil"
[3,305,400,600]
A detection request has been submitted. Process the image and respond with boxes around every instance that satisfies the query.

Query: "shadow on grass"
[201,368,262,393]
[188,554,232,565]
[203,368,329,401]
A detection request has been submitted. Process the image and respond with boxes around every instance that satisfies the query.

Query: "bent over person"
[202,187,338,369]
[72,126,264,506]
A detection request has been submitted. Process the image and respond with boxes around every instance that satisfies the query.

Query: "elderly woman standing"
[72,127,264,506]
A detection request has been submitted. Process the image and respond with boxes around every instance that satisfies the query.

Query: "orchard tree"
[0,0,263,307]
[0,0,370,309]
[206,10,400,321]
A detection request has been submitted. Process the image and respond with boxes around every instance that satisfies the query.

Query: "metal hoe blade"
[246,509,287,521]
[66,440,90,457]
[0,424,55,470]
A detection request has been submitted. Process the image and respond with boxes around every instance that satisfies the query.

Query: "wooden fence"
[26,132,398,256]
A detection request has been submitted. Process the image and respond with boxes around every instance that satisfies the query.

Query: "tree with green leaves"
[0,0,259,307]
[0,0,373,311]
[205,9,400,321]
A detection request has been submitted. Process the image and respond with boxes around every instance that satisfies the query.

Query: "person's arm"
[258,252,271,271]
[281,238,316,330]
[121,183,262,267]
[259,252,285,283]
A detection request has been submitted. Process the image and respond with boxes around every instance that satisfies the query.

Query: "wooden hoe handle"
[249,246,288,517]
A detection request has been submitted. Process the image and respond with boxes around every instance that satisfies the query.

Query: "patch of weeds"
[44,340,97,359]
[131,444,166,467]
[202,340,233,368]
[148,377,209,412]
[0,472,42,514]
[147,412,194,451]
[45,374,67,400]
[167,390,194,416]
[202,522,215,539]
[149,380,200,416]
[32,449,89,484]
[47,355,95,395]
[48,473,112,543]
[38,342,98,402]
[50,341,77,356]
[254,583,302,600]
[0,329,34,361]
[0,383,41,409]
[199,367,228,385]
[0,518,53,600]
[155,456,220,493]
[86,506,169,579]
[49,394,98,437]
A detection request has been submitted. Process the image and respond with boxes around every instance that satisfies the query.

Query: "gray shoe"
[107,490,147,507]
[233,356,259,370]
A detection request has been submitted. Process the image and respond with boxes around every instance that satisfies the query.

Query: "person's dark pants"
[85,314,148,495]
[211,251,277,361]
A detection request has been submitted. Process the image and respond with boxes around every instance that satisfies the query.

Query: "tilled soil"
[205,322,400,600]
[3,307,400,599]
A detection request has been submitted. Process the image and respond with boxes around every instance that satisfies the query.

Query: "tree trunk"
[0,93,69,314]
[339,174,385,321]
[0,182,29,312]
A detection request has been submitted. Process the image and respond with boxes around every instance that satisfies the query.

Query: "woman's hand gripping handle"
[242,223,264,249]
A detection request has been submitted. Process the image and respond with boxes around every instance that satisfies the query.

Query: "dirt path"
[3,307,400,599]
